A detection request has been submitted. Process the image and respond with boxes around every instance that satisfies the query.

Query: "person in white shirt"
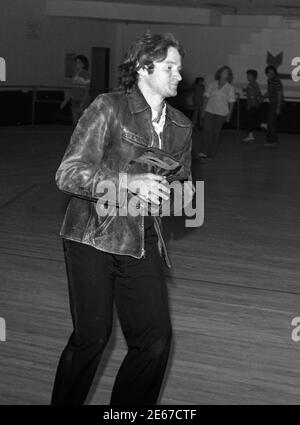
[198,66,236,161]
[60,55,91,126]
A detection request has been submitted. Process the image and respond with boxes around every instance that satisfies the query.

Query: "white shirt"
[151,103,166,149]
[204,81,236,116]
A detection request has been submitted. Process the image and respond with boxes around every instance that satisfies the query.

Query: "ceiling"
[91,0,300,16]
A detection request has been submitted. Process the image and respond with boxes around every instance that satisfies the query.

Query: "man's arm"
[55,95,125,205]
[162,126,194,216]
[56,95,169,208]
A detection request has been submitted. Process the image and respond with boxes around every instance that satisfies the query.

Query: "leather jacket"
[55,85,193,267]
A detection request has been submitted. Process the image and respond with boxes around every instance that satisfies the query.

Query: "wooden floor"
[1,125,300,405]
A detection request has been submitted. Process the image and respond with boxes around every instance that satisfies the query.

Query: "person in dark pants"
[52,232,171,405]
[242,69,262,143]
[192,77,205,129]
[263,65,283,148]
[51,32,193,405]
[196,66,236,162]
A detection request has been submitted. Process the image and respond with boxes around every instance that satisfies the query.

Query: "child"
[243,69,262,143]
[263,65,284,148]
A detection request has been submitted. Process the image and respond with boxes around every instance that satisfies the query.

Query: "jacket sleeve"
[160,126,195,216]
[55,94,126,206]
[174,126,193,182]
[173,126,195,211]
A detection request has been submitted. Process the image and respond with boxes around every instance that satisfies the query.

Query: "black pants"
[192,106,203,130]
[51,239,172,405]
[266,104,279,144]
[202,112,226,158]
[245,106,260,133]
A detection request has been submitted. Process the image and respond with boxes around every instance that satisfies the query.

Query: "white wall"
[229,28,300,98]
[114,21,300,98]
[1,0,300,99]
[114,22,253,88]
[0,0,117,87]
[46,0,215,25]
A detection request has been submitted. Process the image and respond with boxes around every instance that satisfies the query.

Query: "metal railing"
[0,85,109,125]
[1,84,300,128]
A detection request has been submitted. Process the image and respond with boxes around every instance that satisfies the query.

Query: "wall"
[0,0,117,87]
[1,0,300,99]
[114,22,253,88]
[114,19,300,99]
[46,0,215,25]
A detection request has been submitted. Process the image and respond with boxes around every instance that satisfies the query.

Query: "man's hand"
[127,173,170,206]
[226,114,231,123]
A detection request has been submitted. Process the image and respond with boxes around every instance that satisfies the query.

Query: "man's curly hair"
[118,32,185,91]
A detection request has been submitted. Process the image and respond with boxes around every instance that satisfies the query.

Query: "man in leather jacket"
[51,32,193,405]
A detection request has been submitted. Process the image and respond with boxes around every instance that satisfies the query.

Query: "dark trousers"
[192,107,202,130]
[202,112,226,158]
[266,104,279,144]
[51,239,172,405]
[245,106,260,133]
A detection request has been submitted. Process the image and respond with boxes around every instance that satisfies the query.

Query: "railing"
[0,85,109,125]
[1,84,300,130]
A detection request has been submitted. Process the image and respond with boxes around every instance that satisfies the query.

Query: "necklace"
[152,101,166,124]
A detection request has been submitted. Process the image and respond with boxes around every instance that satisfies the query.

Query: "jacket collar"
[127,85,150,114]
[127,84,189,127]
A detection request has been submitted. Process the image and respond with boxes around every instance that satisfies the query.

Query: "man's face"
[141,46,183,98]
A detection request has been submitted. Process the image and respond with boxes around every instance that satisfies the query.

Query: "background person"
[263,65,284,149]
[197,66,236,161]
[192,76,205,129]
[60,54,91,126]
[242,69,262,143]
